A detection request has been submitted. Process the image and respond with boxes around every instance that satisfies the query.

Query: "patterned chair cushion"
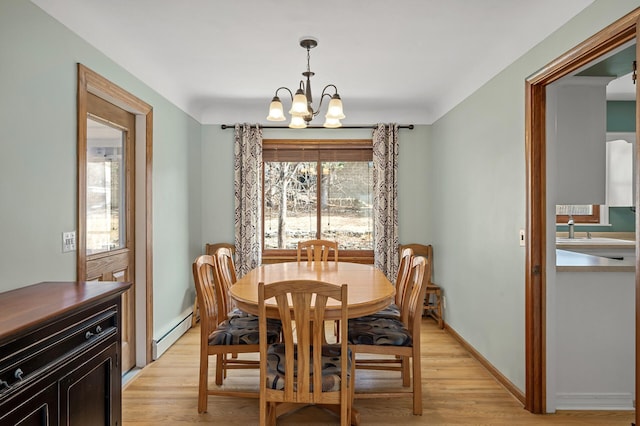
[208,316,281,346]
[350,303,401,322]
[266,343,352,392]
[228,307,254,319]
[347,317,412,347]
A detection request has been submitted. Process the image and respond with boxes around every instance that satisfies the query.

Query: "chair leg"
[412,348,422,415]
[259,392,266,426]
[215,354,224,385]
[198,352,208,413]
[349,349,357,426]
[192,300,199,327]
[400,356,410,387]
[436,293,444,329]
[267,402,277,425]
[425,290,445,329]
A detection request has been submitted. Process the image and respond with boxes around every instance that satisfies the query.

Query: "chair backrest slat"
[395,247,414,316]
[297,239,339,262]
[405,256,429,340]
[213,246,238,318]
[259,279,348,406]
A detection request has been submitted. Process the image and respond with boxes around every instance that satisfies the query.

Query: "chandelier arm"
[315,84,339,113]
[274,86,294,101]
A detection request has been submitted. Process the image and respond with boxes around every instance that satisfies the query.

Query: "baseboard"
[152,310,193,360]
[556,392,635,410]
[444,322,526,405]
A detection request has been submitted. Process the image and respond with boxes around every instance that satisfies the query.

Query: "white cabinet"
[548,76,614,204]
[555,269,635,409]
[606,132,635,206]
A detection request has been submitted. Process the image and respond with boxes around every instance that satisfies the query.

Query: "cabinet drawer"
[0,302,118,398]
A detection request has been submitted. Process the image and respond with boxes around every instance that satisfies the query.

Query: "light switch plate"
[519,229,525,247]
[62,231,76,252]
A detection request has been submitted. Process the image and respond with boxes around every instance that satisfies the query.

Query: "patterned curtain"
[372,123,399,280]
[234,123,263,276]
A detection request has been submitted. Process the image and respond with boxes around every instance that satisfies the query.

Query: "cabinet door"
[549,76,614,204]
[0,381,59,426]
[59,342,120,426]
[606,133,635,206]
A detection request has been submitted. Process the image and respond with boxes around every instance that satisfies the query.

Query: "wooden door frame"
[525,9,639,415]
[77,64,155,364]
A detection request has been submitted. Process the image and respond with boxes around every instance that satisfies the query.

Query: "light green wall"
[428,0,640,393]
[0,0,203,342]
[200,125,431,247]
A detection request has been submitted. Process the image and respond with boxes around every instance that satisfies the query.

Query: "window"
[86,118,126,254]
[556,204,601,224]
[262,139,373,259]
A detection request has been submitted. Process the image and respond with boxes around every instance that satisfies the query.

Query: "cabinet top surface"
[556,249,635,272]
[556,237,635,249]
[0,281,131,342]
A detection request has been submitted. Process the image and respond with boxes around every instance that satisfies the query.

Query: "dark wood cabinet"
[0,281,131,426]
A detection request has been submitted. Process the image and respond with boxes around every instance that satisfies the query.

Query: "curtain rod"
[220,124,414,130]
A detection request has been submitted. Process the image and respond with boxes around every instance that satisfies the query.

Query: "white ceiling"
[31,0,596,125]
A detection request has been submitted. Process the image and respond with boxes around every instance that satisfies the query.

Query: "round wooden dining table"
[229,261,395,320]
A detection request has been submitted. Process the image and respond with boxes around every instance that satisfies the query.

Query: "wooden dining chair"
[348,255,428,415]
[192,242,236,327]
[192,254,281,413]
[206,242,236,257]
[258,280,354,426]
[351,247,414,323]
[400,243,443,328]
[297,239,339,262]
[296,239,340,339]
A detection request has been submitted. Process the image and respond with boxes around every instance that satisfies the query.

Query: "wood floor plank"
[122,319,634,425]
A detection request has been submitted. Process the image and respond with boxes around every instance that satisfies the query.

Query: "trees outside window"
[263,139,373,260]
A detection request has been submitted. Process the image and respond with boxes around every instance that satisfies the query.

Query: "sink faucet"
[568,215,575,239]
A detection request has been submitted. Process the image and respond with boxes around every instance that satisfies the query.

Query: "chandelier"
[266,37,345,128]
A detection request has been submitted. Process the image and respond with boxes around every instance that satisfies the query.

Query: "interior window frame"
[556,204,601,224]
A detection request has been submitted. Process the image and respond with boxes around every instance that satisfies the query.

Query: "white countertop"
[556,237,635,249]
[556,249,635,272]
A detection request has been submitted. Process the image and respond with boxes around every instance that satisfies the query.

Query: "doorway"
[525,9,639,422]
[77,64,155,368]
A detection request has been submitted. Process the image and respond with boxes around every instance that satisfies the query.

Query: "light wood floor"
[122,319,634,425]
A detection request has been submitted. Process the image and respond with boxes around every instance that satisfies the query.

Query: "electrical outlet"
[62,231,76,253]
[519,229,525,247]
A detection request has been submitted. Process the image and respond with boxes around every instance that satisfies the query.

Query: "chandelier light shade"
[267,98,286,121]
[266,37,345,128]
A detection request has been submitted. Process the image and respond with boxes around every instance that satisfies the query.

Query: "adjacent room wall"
[0,0,203,346]
[427,0,640,397]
